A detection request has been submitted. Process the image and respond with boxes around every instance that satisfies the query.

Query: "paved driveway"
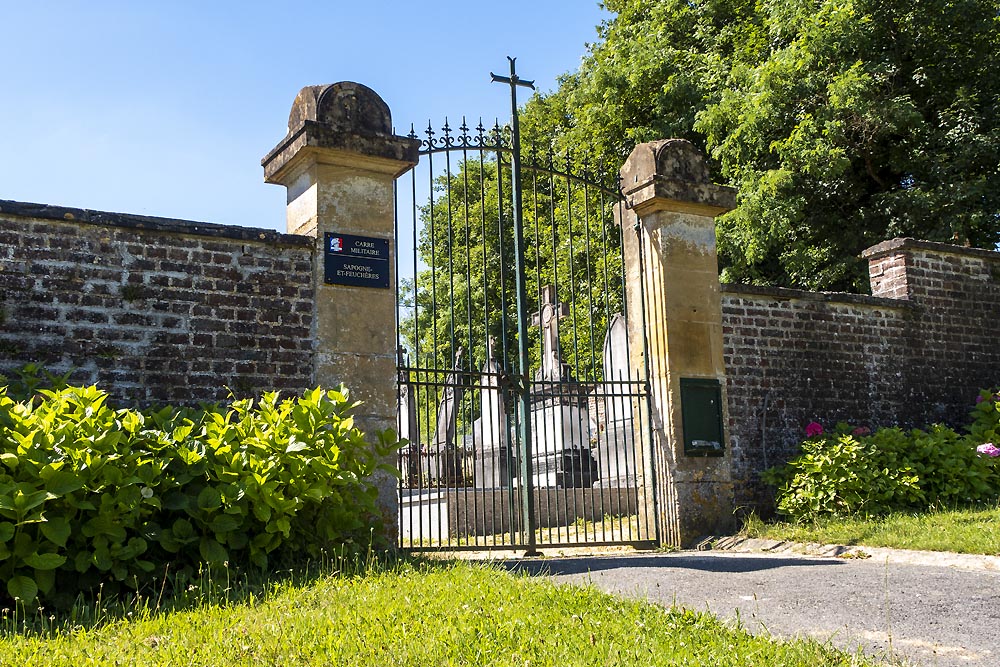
[509,550,1000,667]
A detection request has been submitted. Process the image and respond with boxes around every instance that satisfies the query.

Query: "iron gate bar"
[476,135,502,544]
[495,134,519,539]
[491,56,538,555]
[444,121,456,363]
[582,159,594,379]
[596,183,615,532]
[427,132,438,372]
[460,120,476,540]
[496,126,511,407]
[565,154,580,387]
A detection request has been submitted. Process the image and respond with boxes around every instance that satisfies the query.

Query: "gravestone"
[598,313,639,486]
[424,348,469,486]
[531,285,572,382]
[472,338,512,488]
[528,286,599,488]
[602,313,633,425]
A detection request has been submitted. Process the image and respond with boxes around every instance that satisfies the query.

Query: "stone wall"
[723,239,1000,511]
[0,200,315,405]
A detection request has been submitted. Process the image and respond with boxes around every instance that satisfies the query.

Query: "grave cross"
[531,285,569,381]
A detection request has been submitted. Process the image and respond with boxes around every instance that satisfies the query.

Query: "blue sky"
[0,1,610,232]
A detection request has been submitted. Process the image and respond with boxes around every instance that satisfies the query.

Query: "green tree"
[522,0,1000,291]
[519,0,767,158]
[400,150,624,382]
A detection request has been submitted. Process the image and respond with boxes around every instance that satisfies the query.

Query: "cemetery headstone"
[427,348,468,486]
[598,313,638,485]
[474,338,511,488]
[397,372,420,487]
[529,286,600,488]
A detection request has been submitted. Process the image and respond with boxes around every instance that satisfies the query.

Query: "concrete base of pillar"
[665,480,736,547]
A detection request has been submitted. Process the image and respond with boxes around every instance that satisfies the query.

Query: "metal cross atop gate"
[394,59,657,553]
[491,57,539,554]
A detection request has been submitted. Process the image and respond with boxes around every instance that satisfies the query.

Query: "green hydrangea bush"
[0,382,401,607]
[765,391,1000,522]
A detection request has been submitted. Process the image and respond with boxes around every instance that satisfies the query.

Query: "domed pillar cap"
[262,82,420,183]
[620,139,736,217]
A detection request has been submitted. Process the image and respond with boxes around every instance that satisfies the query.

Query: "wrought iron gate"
[395,61,656,552]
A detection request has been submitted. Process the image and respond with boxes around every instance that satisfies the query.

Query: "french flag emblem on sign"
[330,237,344,252]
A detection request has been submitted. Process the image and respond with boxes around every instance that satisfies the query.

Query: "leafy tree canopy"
[522,0,1000,291]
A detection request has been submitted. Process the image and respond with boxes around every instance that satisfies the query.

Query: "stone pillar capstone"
[261,82,419,541]
[618,139,737,548]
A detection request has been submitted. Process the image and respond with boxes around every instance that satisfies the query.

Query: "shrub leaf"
[7,575,38,603]
[23,552,66,570]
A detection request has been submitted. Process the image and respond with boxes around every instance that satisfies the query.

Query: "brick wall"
[0,200,315,405]
[721,287,911,509]
[723,239,1000,511]
[866,240,1000,426]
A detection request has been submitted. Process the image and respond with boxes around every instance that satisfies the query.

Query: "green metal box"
[679,378,725,457]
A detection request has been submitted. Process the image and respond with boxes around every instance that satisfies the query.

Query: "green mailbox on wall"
[679,378,725,457]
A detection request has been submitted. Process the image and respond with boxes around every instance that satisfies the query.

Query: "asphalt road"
[508,551,1000,667]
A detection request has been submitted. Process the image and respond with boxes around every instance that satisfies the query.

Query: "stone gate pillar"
[619,140,736,548]
[262,83,419,539]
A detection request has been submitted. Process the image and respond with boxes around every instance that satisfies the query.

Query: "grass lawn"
[0,560,881,666]
[742,504,1000,555]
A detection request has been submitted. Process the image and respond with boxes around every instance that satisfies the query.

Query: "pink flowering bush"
[765,391,1000,521]
[977,443,1000,457]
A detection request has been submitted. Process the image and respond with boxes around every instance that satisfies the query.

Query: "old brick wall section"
[724,239,1000,511]
[0,200,315,405]
[866,239,1000,427]
[721,287,911,510]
